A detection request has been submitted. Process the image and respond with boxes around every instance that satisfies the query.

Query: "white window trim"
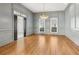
[39,19,45,33]
[50,17,58,34]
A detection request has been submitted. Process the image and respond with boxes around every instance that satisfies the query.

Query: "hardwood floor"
[0,35,79,55]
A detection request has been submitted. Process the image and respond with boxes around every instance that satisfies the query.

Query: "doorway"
[14,15,27,40]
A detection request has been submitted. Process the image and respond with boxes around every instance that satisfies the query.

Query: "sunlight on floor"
[16,38,25,52]
[50,36,59,54]
[38,35,46,47]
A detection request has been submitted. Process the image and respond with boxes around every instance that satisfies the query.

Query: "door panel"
[17,16,24,39]
[24,18,26,37]
[14,15,17,40]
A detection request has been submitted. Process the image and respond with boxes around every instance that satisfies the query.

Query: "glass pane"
[51,27,57,32]
[40,27,44,32]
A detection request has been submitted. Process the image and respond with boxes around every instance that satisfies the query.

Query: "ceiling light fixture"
[40,3,48,20]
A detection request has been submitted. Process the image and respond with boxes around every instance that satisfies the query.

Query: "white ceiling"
[22,3,68,13]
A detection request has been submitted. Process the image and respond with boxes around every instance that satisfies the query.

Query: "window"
[50,17,58,33]
[71,4,79,31]
[70,4,76,30]
[39,19,45,32]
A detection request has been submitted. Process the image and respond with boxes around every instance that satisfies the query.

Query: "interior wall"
[65,3,79,46]
[0,3,33,47]
[33,11,65,35]
[0,3,14,46]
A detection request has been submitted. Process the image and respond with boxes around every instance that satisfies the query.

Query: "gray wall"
[0,3,14,46]
[0,3,33,47]
[65,4,79,46]
[33,11,65,35]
